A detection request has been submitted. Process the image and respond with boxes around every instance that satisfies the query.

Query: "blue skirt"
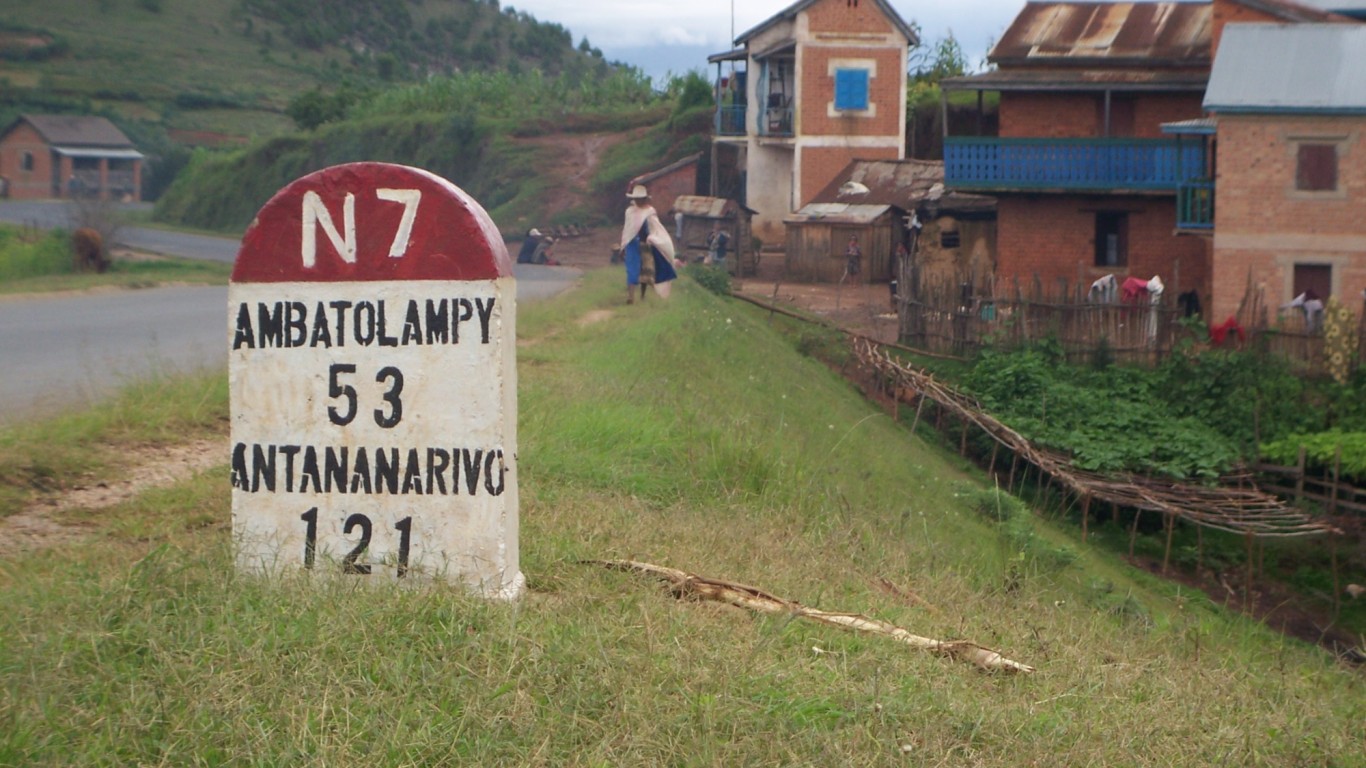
[625,240,677,286]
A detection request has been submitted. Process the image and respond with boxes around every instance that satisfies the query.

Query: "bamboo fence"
[853,338,1339,543]
[893,269,1366,375]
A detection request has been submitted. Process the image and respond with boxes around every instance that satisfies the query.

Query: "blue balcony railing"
[1176,180,1214,230]
[715,105,747,136]
[945,137,1207,192]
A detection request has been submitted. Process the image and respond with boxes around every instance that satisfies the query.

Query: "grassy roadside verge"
[0,255,232,296]
[0,221,231,296]
[0,269,1361,765]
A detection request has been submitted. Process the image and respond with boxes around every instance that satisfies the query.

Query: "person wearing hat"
[517,227,545,264]
[619,184,678,303]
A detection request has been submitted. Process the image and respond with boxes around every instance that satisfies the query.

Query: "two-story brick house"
[1202,23,1366,324]
[940,0,1362,309]
[941,2,1215,302]
[708,0,917,248]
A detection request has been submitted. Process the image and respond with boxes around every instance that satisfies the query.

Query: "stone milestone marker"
[229,162,523,599]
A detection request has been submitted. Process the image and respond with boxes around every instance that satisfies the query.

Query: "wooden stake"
[1162,512,1175,574]
[1129,510,1141,559]
[1081,494,1091,543]
[1331,543,1341,620]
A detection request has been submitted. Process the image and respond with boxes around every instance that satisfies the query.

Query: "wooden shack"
[797,158,997,286]
[670,194,757,276]
[783,203,902,283]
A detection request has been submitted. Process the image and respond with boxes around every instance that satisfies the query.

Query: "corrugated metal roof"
[53,147,145,159]
[672,195,753,218]
[1205,23,1366,113]
[14,114,136,148]
[1160,117,1217,135]
[944,67,1208,91]
[807,158,996,214]
[1231,0,1357,21]
[1265,0,1366,16]
[989,2,1211,66]
[785,203,894,225]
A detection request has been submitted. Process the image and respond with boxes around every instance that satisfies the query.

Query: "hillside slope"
[0,0,611,142]
[0,270,1360,765]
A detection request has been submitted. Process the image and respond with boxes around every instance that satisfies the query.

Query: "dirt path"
[0,437,226,556]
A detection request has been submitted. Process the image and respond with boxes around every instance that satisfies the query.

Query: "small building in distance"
[671,194,757,276]
[0,114,144,201]
[790,158,996,286]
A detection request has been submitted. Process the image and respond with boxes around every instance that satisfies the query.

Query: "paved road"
[0,200,581,423]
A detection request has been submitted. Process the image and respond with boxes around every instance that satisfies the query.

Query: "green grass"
[0,369,227,518]
[0,221,232,293]
[0,255,231,295]
[0,269,1362,766]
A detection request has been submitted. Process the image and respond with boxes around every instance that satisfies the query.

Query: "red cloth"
[1209,316,1245,347]
[1121,276,1151,303]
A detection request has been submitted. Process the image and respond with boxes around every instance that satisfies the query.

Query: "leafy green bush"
[964,346,1240,480]
[155,112,487,232]
[1260,430,1366,483]
[685,264,731,296]
[0,227,71,281]
[1155,348,1315,454]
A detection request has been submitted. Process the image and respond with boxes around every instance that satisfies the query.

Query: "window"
[1094,212,1128,268]
[1292,264,1332,301]
[1296,143,1338,192]
[20,151,34,172]
[834,68,869,111]
[940,229,960,248]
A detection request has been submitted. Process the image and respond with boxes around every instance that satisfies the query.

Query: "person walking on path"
[619,184,678,304]
[842,235,862,284]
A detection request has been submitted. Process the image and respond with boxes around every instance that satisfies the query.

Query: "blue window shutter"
[834,68,869,111]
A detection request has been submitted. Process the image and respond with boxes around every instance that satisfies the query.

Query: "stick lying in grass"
[586,559,1035,674]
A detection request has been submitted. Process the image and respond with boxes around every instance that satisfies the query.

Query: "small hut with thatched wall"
[670,194,757,276]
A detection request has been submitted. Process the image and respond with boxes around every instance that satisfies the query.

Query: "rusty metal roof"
[672,195,754,218]
[10,114,136,148]
[808,159,997,215]
[785,203,895,226]
[988,2,1212,67]
[943,67,1208,92]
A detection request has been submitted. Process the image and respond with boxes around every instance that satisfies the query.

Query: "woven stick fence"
[853,338,1338,540]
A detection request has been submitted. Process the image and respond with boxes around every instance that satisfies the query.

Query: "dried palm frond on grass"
[586,559,1035,674]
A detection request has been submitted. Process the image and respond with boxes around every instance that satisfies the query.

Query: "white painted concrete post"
[228,162,522,599]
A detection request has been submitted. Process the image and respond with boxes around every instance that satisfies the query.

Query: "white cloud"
[511,0,1031,76]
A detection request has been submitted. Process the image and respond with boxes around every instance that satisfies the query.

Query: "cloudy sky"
[506,0,1029,81]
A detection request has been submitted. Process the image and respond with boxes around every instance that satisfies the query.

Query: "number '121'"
[300,508,412,577]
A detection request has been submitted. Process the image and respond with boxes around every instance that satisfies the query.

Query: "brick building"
[939,0,1365,311]
[1202,23,1366,324]
[0,115,143,201]
[707,0,917,250]
[942,2,1215,302]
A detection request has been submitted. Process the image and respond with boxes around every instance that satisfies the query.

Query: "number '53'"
[327,363,404,428]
